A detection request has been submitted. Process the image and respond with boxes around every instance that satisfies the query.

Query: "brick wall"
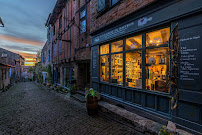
[90,0,156,33]
[51,0,91,64]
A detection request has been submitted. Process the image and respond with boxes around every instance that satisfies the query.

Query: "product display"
[100,55,109,82]
[146,47,169,92]
[125,51,142,88]
[111,53,123,85]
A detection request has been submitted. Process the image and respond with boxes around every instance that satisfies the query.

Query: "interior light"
[149,40,153,43]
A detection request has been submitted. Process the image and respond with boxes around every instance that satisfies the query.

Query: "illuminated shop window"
[146,47,170,93]
[100,55,109,82]
[146,27,170,47]
[125,51,142,88]
[100,44,109,55]
[111,40,123,53]
[126,35,142,50]
[111,53,123,85]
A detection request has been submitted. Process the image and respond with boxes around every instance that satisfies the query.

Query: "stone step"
[71,93,86,103]
[77,90,85,96]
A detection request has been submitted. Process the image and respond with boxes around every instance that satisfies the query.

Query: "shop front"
[91,0,202,134]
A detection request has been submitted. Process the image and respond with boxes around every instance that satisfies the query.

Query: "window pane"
[54,43,57,56]
[80,9,86,19]
[100,44,109,55]
[126,51,142,88]
[111,53,123,85]
[146,27,170,47]
[146,47,170,93]
[111,40,123,53]
[97,0,105,12]
[59,40,62,54]
[100,55,109,82]
[112,0,119,6]
[80,19,86,33]
[126,35,142,50]
[59,16,62,28]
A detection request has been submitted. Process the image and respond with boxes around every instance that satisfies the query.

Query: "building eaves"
[49,0,67,25]
[0,63,15,68]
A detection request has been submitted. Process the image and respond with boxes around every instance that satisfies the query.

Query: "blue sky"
[0,0,57,65]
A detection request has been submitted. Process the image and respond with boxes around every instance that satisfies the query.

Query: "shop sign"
[92,22,135,44]
[138,17,152,27]
[91,0,201,45]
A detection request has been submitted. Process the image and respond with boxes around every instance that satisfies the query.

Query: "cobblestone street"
[0,82,141,135]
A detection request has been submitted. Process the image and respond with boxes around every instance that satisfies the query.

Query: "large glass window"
[125,51,142,88]
[146,27,170,47]
[111,53,123,85]
[126,35,142,50]
[100,55,109,82]
[111,40,123,53]
[146,47,169,93]
[98,27,170,93]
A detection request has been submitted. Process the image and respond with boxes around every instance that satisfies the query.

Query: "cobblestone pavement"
[0,82,142,135]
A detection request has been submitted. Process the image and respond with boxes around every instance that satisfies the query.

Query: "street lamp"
[0,17,4,27]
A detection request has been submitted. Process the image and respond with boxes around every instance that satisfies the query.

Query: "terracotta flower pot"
[86,95,98,116]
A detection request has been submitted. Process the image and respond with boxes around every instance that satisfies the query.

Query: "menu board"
[91,46,99,82]
[179,26,201,91]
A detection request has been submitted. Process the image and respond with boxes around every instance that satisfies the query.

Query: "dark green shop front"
[91,0,202,134]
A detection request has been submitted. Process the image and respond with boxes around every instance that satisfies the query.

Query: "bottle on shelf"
[159,55,162,64]
[161,55,165,64]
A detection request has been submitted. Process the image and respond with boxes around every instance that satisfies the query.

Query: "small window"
[146,27,170,47]
[80,19,86,33]
[126,35,142,50]
[111,40,123,53]
[100,44,109,55]
[97,0,105,12]
[59,16,62,29]
[54,43,57,56]
[59,40,62,54]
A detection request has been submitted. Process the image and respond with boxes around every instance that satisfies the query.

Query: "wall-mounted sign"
[91,0,201,45]
[179,26,201,91]
[138,17,152,27]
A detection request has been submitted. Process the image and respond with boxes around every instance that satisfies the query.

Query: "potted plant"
[85,88,98,116]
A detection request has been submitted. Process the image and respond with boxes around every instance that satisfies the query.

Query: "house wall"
[90,0,156,33]
[50,0,91,88]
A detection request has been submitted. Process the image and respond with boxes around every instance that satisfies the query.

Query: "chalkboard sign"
[91,46,99,82]
[179,25,201,92]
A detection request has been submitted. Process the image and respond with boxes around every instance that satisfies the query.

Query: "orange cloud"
[0,34,44,46]
[19,53,37,58]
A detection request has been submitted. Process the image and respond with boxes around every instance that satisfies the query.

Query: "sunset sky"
[0,0,57,66]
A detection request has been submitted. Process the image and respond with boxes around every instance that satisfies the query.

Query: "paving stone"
[0,82,150,135]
